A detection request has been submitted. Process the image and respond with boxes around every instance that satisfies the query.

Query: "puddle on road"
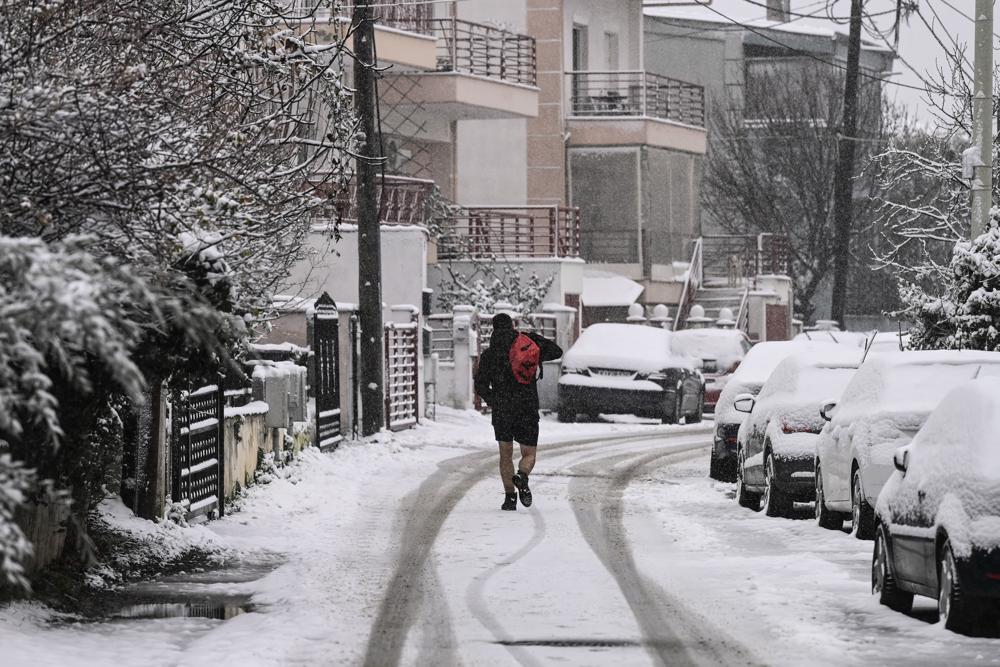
[99,554,282,624]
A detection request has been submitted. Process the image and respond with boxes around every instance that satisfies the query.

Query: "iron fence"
[171,383,224,521]
[567,70,705,127]
[385,322,419,430]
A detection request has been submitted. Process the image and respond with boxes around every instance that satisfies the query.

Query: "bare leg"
[498,441,515,493]
[518,444,537,476]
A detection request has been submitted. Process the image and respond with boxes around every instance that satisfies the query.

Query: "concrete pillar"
[527,0,566,206]
[451,305,476,410]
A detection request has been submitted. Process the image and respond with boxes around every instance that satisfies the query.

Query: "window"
[572,24,589,71]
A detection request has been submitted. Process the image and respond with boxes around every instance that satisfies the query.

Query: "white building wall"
[564,0,643,72]
[285,226,429,313]
[453,0,530,206]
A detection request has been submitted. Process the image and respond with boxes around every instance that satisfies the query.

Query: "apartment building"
[289,0,709,321]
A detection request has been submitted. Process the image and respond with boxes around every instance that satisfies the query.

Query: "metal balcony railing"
[436,206,580,260]
[315,174,436,227]
[428,18,537,86]
[333,0,436,35]
[567,70,705,128]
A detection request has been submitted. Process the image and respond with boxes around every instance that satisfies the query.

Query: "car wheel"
[662,393,682,425]
[815,463,843,531]
[687,390,704,424]
[709,455,722,480]
[873,524,913,613]
[762,452,792,518]
[851,468,876,540]
[939,539,982,634]
[736,448,761,510]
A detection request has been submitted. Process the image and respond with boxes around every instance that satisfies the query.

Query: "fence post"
[384,323,392,429]
[215,376,225,518]
[452,305,476,410]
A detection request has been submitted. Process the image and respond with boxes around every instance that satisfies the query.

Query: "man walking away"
[474,313,563,511]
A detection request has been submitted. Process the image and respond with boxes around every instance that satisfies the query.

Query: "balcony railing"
[436,206,580,260]
[334,0,435,35]
[427,18,536,86]
[315,174,436,227]
[567,70,705,128]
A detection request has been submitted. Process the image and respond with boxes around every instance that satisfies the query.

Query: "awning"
[582,274,644,307]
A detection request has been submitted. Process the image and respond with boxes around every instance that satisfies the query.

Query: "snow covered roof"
[581,274,644,307]
[644,4,894,53]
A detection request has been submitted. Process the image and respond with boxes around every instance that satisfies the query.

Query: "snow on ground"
[3,408,998,666]
[625,457,1000,666]
[0,409,678,667]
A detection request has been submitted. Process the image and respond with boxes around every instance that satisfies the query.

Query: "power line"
[697,1,937,93]
[738,0,900,21]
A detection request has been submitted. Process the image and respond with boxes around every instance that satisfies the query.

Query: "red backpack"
[509,332,542,384]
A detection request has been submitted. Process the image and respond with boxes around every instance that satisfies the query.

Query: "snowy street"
[2,410,997,667]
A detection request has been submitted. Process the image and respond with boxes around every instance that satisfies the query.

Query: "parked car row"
[721,338,1000,635]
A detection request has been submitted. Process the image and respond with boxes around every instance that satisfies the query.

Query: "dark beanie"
[492,312,514,330]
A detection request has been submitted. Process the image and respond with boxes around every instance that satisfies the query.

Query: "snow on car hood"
[671,328,747,370]
[714,341,844,425]
[562,323,695,374]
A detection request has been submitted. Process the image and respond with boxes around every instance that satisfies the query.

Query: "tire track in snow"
[362,428,710,666]
[464,505,548,667]
[569,442,757,667]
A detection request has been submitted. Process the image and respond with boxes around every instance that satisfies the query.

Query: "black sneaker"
[501,492,517,511]
[512,472,532,507]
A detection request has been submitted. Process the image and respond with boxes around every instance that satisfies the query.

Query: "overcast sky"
[647,0,996,122]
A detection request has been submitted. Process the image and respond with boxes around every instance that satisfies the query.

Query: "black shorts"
[492,413,539,447]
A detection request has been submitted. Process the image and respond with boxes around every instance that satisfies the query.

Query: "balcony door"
[572,24,588,114]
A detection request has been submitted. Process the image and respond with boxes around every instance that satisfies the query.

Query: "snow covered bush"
[437,262,555,316]
[0,0,356,584]
[0,455,35,591]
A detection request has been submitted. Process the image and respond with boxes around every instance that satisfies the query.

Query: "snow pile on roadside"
[88,497,232,585]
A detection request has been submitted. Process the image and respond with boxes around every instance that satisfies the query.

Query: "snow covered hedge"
[0,0,355,589]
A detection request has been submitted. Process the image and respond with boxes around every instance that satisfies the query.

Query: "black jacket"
[474,328,563,415]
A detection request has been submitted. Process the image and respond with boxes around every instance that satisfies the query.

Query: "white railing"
[673,237,703,331]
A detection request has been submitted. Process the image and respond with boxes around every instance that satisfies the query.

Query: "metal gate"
[171,383,224,520]
[314,292,343,450]
[385,322,419,430]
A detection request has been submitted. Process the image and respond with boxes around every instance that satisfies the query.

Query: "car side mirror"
[893,447,909,474]
[820,400,838,422]
[733,394,755,414]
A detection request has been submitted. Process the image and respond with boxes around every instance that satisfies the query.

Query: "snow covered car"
[732,348,862,517]
[557,323,703,424]
[814,350,1000,540]
[873,379,1000,634]
[710,340,840,482]
[670,328,752,413]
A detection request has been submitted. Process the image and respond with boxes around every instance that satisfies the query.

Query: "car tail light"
[781,420,821,435]
[725,434,738,445]
[987,573,1000,581]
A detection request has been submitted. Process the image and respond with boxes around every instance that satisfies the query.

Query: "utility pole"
[971,0,993,239]
[829,0,863,330]
[353,0,385,435]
